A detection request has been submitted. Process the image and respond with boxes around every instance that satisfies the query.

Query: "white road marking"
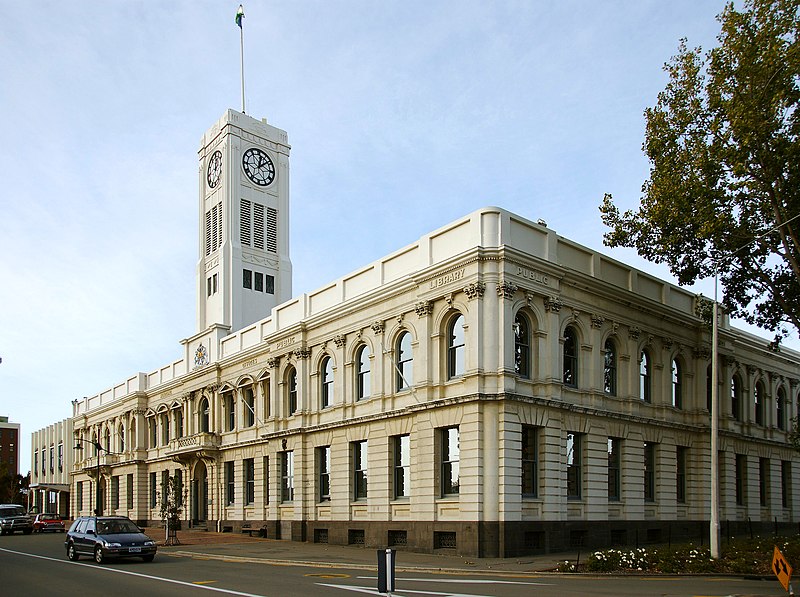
[357,576,553,586]
[317,582,507,597]
[0,546,269,596]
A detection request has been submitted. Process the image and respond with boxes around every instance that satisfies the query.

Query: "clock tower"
[193,109,292,340]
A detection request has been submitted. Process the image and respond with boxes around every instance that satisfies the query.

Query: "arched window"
[447,314,465,379]
[731,374,742,421]
[320,356,334,408]
[118,424,125,453]
[671,358,682,409]
[160,412,170,444]
[287,367,298,414]
[243,387,255,427]
[396,332,413,391]
[603,338,617,396]
[514,313,530,378]
[639,349,651,403]
[563,327,578,387]
[199,398,210,432]
[754,381,765,426]
[777,387,787,430]
[104,428,111,451]
[356,346,371,401]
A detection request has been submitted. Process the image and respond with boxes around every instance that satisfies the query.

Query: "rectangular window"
[522,426,539,498]
[207,276,212,297]
[49,446,54,473]
[243,268,252,289]
[440,427,460,497]
[263,456,270,505]
[644,442,656,502]
[58,443,63,472]
[735,454,747,506]
[318,446,331,502]
[150,472,157,508]
[353,441,368,500]
[281,451,294,502]
[567,432,582,500]
[676,446,688,504]
[34,452,37,476]
[608,438,621,501]
[759,457,770,507]
[393,435,410,499]
[225,461,235,506]
[265,274,275,294]
[782,461,791,508]
[126,473,134,509]
[77,481,83,511]
[174,469,183,507]
[244,458,255,505]
[111,476,120,510]
[254,271,264,292]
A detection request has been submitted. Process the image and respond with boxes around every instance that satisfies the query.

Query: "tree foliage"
[600,0,800,340]
[158,474,186,545]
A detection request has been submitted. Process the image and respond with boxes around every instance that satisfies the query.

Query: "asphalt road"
[0,532,789,597]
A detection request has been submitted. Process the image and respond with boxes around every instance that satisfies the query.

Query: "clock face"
[207,150,223,189]
[242,147,275,186]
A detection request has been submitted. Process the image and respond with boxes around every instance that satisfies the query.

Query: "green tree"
[158,474,186,545]
[600,0,800,340]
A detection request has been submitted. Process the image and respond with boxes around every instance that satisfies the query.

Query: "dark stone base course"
[181,519,799,558]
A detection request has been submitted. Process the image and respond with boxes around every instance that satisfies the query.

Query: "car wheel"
[142,555,154,563]
[67,543,79,561]
[94,546,105,564]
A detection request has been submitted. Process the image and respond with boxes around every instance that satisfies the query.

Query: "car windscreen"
[0,507,24,517]
[98,520,141,534]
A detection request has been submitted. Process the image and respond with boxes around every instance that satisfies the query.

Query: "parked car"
[0,504,33,535]
[33,513,65,533]
[65,516,157,563]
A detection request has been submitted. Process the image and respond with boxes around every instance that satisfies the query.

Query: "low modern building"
[29,419,72,516]
[56,109,800,557]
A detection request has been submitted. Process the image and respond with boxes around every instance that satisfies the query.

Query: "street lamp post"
[710,273,721,559]
[74,438,104,516]
[704,211,800,559]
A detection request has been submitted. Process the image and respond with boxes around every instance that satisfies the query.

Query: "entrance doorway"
[192,461,208,525]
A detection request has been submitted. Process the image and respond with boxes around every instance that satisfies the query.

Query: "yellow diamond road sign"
[773,545,793,593]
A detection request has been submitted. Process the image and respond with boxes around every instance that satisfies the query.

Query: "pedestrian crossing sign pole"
[773,545,794,595]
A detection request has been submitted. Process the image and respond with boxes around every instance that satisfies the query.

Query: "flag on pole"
[236,5,245,28]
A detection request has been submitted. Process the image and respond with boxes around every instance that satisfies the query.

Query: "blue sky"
[2,1,796,473]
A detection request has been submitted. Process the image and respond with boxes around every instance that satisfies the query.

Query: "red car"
[33,513,65,533]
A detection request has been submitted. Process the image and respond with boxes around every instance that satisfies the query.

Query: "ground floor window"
[281,451,294,502]
[567,432,582,500]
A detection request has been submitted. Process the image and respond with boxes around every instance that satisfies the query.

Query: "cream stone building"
[59,110,800,557]
[30,418,73,516]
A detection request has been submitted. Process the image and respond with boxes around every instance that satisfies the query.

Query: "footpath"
[146,527,575,575]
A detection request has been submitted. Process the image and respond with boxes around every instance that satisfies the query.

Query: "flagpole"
[237,5,246,114]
